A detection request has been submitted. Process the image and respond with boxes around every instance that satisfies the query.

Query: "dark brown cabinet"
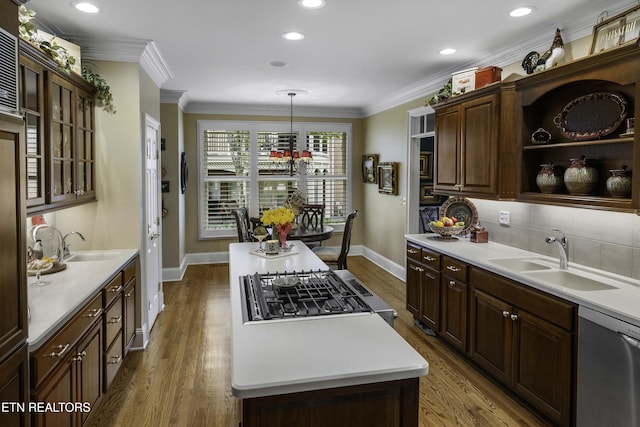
[405,240,577,426]
[440,256,467,352]
[0,113,29,427]
[405,243,440,331]
[515,42,640,212]
[469,267,576,427]
[433,84,516,198]
[19,41,96,214]
[123,261,137,355]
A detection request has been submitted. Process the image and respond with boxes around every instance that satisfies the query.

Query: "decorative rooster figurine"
[522,28,565,74]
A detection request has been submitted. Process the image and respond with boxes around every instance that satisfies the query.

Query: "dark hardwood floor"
[86,257,550,427]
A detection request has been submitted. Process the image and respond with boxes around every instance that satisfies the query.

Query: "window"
[197,120,351,238]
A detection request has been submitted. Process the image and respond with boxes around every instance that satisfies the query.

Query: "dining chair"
[299,204,325,230]
[312,210,358,270]
[231,208,253,242]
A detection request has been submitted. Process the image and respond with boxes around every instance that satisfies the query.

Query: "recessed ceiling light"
[509,6,534,17]
[282,31,305,41]
[298,0,326,9]
[71,1,100,13]
[439,48,456,55]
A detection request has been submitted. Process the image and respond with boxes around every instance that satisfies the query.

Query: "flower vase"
[278,229,288,248]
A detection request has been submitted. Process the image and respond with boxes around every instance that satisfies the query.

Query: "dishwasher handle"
[620,333,640,348]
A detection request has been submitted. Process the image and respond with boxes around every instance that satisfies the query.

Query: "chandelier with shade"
[269,91,312,175]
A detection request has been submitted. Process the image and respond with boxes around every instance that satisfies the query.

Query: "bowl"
[428,224,466,240]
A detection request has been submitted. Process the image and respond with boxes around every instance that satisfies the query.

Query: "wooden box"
[475,66,502,89]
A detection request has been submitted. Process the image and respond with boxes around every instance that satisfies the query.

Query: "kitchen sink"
[524,270,617,291]
[66,252,120,262]
[488,257,552,272]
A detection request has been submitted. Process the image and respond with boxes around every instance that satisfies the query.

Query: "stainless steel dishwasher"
[577,305,640,426]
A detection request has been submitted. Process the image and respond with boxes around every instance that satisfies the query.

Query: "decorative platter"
[439,197,478,235]
[553,92,627,141]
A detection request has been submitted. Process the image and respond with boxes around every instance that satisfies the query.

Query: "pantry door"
[144,114,163,333]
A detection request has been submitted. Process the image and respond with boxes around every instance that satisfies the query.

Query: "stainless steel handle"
[109,285,123,293]
[449,280,456,287]
[108,316,122,324]
[109,355,122,365]
[407,248,419,254]
[502,310,510,318]
[48,344,69,358]
[84,308,102,318]
[510,314,519,321]
[409,265,424,273]
[150,232,160,240]
[125,291,133,298]
[423,256,435,261]
[446,265,461,272]
[620,333,640,348]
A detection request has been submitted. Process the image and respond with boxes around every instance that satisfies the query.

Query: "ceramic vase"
[536,162,564,193]
[564,156,598,195]
[606,166,632,198]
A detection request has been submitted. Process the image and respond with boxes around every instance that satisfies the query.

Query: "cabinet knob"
[510,314,519,321]
[446,265,461,272]
[424,256,435,261]
[109,285,123,293]
[502,310,510,318]
[108,316,122,324]
[72,350,87,362]
[109,355,122,365]
[449,280,456,287]
[407,248,419,254]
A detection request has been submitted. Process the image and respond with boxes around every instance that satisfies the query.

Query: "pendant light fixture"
[269,90,312,175]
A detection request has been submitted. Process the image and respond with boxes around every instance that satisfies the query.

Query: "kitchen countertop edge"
[405,234,640,326]
[28,249,139,351]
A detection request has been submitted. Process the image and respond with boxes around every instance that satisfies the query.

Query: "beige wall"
[181,113,364,255]
[160,103,185,269]
[54,61,146,250]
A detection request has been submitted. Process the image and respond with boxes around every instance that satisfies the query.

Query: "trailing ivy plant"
[82,66,116,114]
[18,6,116,114]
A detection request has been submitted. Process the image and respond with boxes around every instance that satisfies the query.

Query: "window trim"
[197,119,352,239]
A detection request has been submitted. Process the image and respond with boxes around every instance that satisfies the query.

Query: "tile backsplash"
[469,199,640,279]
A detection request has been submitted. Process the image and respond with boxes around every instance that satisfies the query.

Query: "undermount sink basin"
[488,257,552,272]
[66,252,120,262]
[524,270,617,292]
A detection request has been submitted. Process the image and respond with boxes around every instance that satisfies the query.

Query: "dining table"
[288,224,334,244]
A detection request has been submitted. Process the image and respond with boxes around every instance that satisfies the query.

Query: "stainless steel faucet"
[63,231,86,259]
[545,228,569,269]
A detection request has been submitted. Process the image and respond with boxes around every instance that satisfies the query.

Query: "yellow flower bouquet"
[261,207,295,246]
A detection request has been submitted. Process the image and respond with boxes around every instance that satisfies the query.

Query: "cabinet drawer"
[442,256,468,282]
[30,293,102,387]
[406,243,422,262]
[104,331,123,390]
[104,295,123,347]
[420,248,440,270]
[123,259,136,284]
[103,272,123,308]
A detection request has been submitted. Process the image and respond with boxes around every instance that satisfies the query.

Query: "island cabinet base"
[241,378,419,427]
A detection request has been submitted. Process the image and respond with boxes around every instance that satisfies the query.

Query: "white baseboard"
[161,245,406,283]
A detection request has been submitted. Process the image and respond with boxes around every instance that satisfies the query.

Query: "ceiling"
[25,0,633,117]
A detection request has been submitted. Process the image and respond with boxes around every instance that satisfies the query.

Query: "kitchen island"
[229,242,428,427]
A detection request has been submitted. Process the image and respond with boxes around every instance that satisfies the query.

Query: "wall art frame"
[377,162,398,195]
[590,4,640,54]
[419,152,433,179]
[361,154,379,183]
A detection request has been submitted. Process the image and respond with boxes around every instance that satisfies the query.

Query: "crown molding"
[363,0,632,117]
[161,89,189,110]
[184,102,364,119]
[140,41,173,87]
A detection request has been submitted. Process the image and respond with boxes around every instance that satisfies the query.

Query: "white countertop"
[406,234,640,327]
[229,242,429,399]
[28,249,139,350]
